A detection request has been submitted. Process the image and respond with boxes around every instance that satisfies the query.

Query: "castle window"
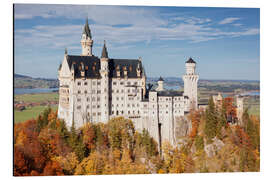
[97,82,101,85]
[98,112,101,116]
[93,105,96,108]
[97,90,101,94]
[121,89,124,93]
[84,90,87,94]
[116,90,119,93]
[87,97,90,102]
[132,104,135,107]
[134,82,137,85]
[112,111,114,114]
[113,82,117,85]
[138,110,140,114]
[87,105,89,109]
[120,82,124,85]
[77,105,81,110]
[77,98,81,102]
[116,97,119,100]
[97,105,100,108]
[166,111,168,114]
[127,104,130,107]
[122,111,124,114]
[128,111,130,114]
[128,89,130,93]
[84,82,87,85]
[127,82,131,85]
[112,90,114,93]
[121,97,124,100]
[93,112,96,116]
[78,82,81,86]
[97,97,100,101]
[78,90,81,94]
[116,111,119,115]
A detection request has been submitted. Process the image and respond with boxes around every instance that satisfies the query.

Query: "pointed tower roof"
[82,18,91,38]
[101,40,108,58]
[64,48,68,55]
[158,76,164,81]
[186,57,196,64]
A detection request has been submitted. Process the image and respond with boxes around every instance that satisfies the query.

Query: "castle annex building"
[57,19,199,147]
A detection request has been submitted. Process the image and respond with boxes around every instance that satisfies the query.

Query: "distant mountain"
[14,74,59,89]
[14,74,31,78]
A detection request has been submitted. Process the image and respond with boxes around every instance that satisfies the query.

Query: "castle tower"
[156,76,164,91]
[236,96,244,126]
[81,18,93,56]
[99,41,110,123]
[182,57,199,110]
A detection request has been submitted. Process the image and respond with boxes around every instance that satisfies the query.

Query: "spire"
[186,57,196,64]
[158,76,164,81]
[101,40,108,58]
[82,18,91,38]
[64,48,68,55]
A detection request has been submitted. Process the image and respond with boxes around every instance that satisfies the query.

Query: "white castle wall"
[58,21,199,148]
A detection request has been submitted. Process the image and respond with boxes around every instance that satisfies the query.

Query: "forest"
[13,97,260,176]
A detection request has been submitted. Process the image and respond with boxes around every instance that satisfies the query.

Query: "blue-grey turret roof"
[186,57,196,64]
[101,41,108,58]
[82,18,91,38]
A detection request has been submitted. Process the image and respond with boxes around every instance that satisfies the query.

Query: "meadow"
[14,92,58,123]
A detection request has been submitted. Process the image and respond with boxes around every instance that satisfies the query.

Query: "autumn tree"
[204,97,218,142]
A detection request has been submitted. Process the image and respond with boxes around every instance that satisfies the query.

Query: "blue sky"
[14,4,260,80]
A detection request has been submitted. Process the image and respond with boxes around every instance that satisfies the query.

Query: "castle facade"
[57,19,199,147]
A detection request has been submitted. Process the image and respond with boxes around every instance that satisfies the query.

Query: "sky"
[14,4,260,80]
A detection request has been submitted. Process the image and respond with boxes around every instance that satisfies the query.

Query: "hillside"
[14,74,58,89]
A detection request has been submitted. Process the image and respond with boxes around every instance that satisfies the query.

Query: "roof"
[101,41,108,58]
[66,55,143,79]
[157,91,183,97]
[67,55,101,78]
[82,18,91,38]
[158,76,164,81]
[186,57,196,64]
[108,59,143,78]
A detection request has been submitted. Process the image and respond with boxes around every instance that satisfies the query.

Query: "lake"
[14,88,59,95]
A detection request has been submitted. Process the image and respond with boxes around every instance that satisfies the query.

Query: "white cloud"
[233,23,243,27]
[14,5,259,53]
[219,17,240,25]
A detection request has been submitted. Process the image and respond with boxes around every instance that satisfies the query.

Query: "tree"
[204,97,218,142]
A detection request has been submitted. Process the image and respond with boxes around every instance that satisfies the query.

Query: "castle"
[57,19,199,147]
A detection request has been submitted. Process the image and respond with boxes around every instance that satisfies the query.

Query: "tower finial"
[82,17,91,38]
[65,48,68,55]
[101,40,108,58]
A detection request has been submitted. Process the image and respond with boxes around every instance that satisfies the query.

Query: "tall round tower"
[81,18,93,56]
[99,41,110,123]
[182,57,199,110]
